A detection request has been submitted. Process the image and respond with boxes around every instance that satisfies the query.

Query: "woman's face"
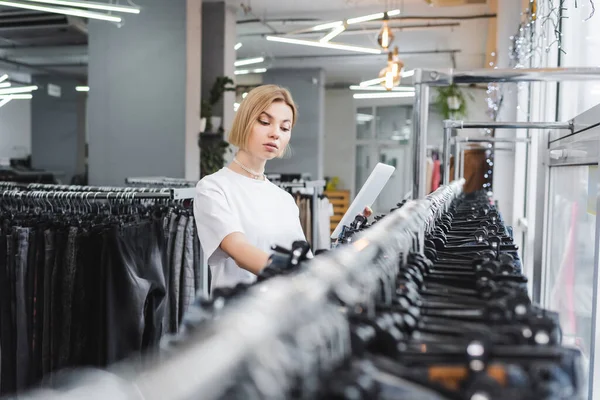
[246,101,293,160]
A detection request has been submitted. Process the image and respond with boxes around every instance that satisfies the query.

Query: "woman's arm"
[220,232,270,275]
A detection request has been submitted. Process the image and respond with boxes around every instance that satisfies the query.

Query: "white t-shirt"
[193,167,307,290]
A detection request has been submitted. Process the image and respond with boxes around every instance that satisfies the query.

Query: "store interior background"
[0,0,598,232]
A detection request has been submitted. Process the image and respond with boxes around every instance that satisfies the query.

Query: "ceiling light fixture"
[0,0,122,22]
[387,9,401,16]
[0,94,33,100]
[347,12,385,25]
[359,77,384,87]
[312,21,343,31]
[266,35,382,54]
[353,92,415,99]
[0,85,37,95]
[76,86,89,92]
[24,0,140,13]
[377,19,394,49]
[320,25,346,43]
[0,74,8,83]
[349,85,414,91]
[0,82,11,89]
[234,42,243,50]
[234,68,267,75]
[234,57,264,67]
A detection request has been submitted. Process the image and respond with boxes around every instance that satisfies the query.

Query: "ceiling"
[233,0,494,85]
[0,0,494,85]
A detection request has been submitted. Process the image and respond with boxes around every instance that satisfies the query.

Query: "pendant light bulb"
[377,20,394,50]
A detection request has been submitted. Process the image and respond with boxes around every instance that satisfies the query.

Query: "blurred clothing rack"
[275,179,327,249]
[0,181,196,200]
[125,176,197,187]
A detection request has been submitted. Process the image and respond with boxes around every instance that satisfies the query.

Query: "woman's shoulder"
[195,168,231,193]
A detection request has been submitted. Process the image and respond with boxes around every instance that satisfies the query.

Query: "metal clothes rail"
[411,66,600,199]
[440,120,572,185]
[0,181,196,200]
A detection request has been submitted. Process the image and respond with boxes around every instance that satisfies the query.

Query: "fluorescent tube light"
[402,70,415,77]
[266,36,382,54]
[320,25,346,43]
[0,82,11,89]
[0,85,37,95]
[234,68,267,75]
[25,0,140,13]
[0,97,11,108]
[312,21,343,31]
[234,57,264,67]
[359,77,384,87]
[0,94,33,99]
[0,74,8,83]
[76,86,89,92]
[387,9,401,16]
[0,0,122,22]
[353,92,415,99]
[349,85,414,92]
[347,12,384,24]
[234,102,240,112]
[234,42,242,50]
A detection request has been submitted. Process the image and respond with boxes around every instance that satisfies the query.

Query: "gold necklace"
[232,157,265,180]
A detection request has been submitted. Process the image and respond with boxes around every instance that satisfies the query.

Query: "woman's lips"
[263,144,278,152]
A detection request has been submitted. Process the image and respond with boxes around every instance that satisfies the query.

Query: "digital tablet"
[330,162,396,239]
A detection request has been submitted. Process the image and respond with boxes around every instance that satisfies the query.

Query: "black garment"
[105,220,167,364]
[41,229,54,376]
[15,228,31,390]
[0,233,15,393]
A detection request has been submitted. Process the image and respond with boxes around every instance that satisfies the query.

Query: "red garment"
[431,160,441,192]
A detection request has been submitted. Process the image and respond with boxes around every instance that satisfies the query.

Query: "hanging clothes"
[431,159,441,192]
[0,188,203,396]
[425,157,434,194]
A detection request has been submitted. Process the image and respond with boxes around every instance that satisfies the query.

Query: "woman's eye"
[281,127,290,132]
[259,120,269,125]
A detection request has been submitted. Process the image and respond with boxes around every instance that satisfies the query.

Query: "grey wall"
[87,0,188,185]
[0,96,31,160]
[31,76,85,183]
[263,68,325,180]
[324,89,355,196]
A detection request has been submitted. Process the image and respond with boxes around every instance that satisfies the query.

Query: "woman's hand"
[220,232,271,275]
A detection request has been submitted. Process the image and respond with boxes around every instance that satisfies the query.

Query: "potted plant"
[199,76,236,177]
[434,83,473,120]
[201,76,236,133]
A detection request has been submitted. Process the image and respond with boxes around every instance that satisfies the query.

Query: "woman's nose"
[269,127,280,139]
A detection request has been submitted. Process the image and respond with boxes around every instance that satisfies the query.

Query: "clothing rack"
[441,120,570,185]
[17,181,463,400]
[125,176,197,187]
[275,179,327,249]
[0,181,196,200]
[411,66,600,199]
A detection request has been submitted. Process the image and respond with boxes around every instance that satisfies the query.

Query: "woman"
[193,85,307,290]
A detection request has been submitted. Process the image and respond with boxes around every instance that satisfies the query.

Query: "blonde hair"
[228,84,297,158]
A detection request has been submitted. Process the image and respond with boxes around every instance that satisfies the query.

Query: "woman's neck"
[234,150,267,175]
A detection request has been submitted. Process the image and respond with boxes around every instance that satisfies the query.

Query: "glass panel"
[375,105,412,141]
[558,3,600,120]
[355,145,371,196]
[374,145,409,214]
[545,165,597,383]
[356,107,373,140]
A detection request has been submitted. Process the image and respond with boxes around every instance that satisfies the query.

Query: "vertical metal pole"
[312,185,318,249]
[453,141,460,181]
[443,127,452,185]
[412,69,430,199]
